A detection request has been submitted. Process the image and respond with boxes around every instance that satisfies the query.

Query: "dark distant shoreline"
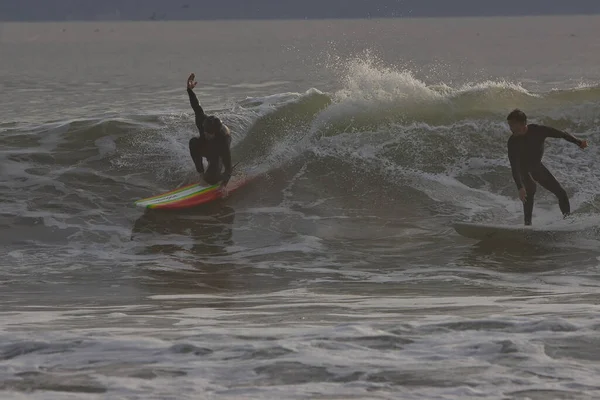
[1,12,599,23]
[2,0,598,23]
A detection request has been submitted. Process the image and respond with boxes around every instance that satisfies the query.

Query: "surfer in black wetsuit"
[186,73,233,187]
[506,109,588,225]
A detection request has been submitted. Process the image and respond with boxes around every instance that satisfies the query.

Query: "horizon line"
[1,12,600,23]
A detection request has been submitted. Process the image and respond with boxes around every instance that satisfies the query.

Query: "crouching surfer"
[186,73,232,187]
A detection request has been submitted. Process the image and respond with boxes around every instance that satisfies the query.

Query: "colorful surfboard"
[134,174,252,210]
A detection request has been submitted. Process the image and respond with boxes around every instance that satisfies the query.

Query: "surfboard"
[134,174,253,210]
[452,221,563,241]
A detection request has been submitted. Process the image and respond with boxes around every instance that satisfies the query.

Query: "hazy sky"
[1,0,599,21]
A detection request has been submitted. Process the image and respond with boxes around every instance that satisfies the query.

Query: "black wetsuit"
[507,124,582,225]
[187,88,232,185]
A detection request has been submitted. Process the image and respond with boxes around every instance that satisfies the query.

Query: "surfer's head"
[507,109,528,135]
[203,115,223,139]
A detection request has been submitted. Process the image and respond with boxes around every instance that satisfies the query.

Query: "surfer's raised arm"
[186,73,207,135]
[186,73,203,113]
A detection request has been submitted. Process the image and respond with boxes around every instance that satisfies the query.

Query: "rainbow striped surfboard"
[134,175,251,210]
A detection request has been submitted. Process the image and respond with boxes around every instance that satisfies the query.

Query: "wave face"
[3,58,600,233]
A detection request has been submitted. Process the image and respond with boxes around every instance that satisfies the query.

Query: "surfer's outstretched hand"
[187,73,197,89]
[579,139,588,150]
[219,182,230,197]
[519,187,527,202]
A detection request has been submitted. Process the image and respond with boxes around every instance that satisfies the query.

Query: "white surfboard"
[452,221,565,241]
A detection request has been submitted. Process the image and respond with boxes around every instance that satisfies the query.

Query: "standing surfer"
[506,109,587,225]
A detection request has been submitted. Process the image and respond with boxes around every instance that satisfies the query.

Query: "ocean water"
[2,16,600,399]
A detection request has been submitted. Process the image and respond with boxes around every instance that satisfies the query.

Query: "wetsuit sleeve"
[222,136,232,177]
[187,88,205,116]
[187,87,207,135]
[541,125,582,146]
[220,135,233,184]
[507,139,523,190]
